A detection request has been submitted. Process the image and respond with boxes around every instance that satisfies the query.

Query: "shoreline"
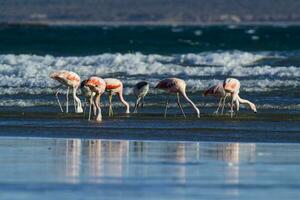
[2,20,300,27]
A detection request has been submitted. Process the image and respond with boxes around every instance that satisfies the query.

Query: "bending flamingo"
[223,78,257,117]
[155,78,200,118]
[133,81,149,113]
[104,78,130,117]
[82,76,106,121]
[80,80,96,117]
[49,70,83,113]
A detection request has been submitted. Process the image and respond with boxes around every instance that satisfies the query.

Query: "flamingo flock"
[50,70,257,121]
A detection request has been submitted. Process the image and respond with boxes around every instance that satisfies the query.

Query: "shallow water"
[0,137,300,200]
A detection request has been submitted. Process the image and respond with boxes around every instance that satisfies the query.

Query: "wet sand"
[0,111,299,143]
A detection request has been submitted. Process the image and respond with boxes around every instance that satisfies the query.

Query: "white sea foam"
[0,52,299,96]
[178,51,264,67]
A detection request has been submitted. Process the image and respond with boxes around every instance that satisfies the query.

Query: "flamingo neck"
[72,87,83,113]
[94,94,102,121]
[181,91,200,118]
[118,92,130,113]
[237,95,257,112]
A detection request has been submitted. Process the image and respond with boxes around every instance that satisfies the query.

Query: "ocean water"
[0,25,300,199]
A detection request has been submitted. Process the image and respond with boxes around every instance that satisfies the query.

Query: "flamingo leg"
[73,90,76,112]
[108,92,113,117]
[55,89,64,113]
[164,95,169,118]
[214,97,223,115]
[230,95,235,118]
[66,86,69,113]
[88,95,93,121]
[83,98,87,118]
[221,95,227,115]
[176,93,186,118]
[234,95,240,117]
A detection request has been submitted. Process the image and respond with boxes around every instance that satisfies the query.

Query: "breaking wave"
[0,51,299,96]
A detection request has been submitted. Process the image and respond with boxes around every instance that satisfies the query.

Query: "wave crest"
[0,52,299,95]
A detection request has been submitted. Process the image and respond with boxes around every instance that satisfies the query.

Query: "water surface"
[0,138,299,199]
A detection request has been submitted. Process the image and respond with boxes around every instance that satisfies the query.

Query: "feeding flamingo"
[82,76,106,121]
[155,78,200,118]
[133,81,149,113]
[49,70,83,113]
[223,78,257,117]
[80,80,96,117]
[104,78,130,117]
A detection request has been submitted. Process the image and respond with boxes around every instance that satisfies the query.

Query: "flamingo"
[155,78,200,118]
[104,78,130,117]
[49,70,83,113]
[82,76,106,121]
[133,81,149,113]
[80,80,96,117]
[203,83,226,115]
[223,78,257,117]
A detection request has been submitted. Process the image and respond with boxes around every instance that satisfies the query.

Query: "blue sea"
[0,24,299,199]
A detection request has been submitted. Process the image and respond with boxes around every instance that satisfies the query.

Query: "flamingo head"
[251,104,257,113]
[80,80,88,88]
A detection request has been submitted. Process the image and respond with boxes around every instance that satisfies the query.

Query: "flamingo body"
[49,70,83,113]
[203,83,226,98]
[223,78,240,94]
[104,78,130,116]
[155,78,182,93]
[203,83,227,114]
[155,78,200,118]
[223,78,256,117]
[133,81,149,113]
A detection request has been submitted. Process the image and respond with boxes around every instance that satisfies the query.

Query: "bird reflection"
[86,140,102,183]
[175,143,186,183]
[62,138,256,192]
[200,143,256,197]
[65,139,81,183]
[85,140,129,183]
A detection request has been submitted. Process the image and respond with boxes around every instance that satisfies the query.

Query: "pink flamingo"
[80,80,96,117]
[223,78,257,117]
[49,70,83,113]
[82,76,106,121]
[104,78,130,117]
[203,83,227,115]
[155,78,200,118]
